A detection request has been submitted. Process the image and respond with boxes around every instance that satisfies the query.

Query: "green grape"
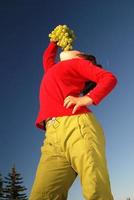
[62,35,66,41]
[51,33,55,38]
[57,26,63,32]
[55,31,60,37]
[63,25,68,29]
[59,29,63,35]
[54,26,59,30]
[59,41,63,47]
[57,41,60,45]
[68,38,73,43]
[58,28,62,34]
[60,38,65,45]
[62,28,66,33]
[57,25,62,29]
[60,31,65,36]
[69,45,73,50]
[65,38,69,44]
[64,45,70,51]
[63,41,68,47]
[64,32,69,37]
[53,31,57,36]
[54,25,61,30]
[55,30,60,35]
[59,32,64,40]
[58,34,63,40]
[60,41,64,47]
[49,24,76,51]
[51,33,58,41]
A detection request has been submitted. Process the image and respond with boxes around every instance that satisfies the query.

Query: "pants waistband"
[45,117,56,123]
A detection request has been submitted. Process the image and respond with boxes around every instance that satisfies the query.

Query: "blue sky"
[0,0,134,199]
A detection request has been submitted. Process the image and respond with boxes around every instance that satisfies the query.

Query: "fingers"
[72,104,79,114]
[64,96,74,108]
[63,96,71,107]
[63,96,80,113]
[66,101,73,109]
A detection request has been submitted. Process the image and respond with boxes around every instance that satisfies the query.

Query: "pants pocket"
[77,113,106,146]
[77,113,90,139]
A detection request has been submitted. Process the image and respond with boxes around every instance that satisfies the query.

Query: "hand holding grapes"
[48,25,76,51]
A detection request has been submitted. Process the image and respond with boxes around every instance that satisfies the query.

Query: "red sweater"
[35,42,117,131]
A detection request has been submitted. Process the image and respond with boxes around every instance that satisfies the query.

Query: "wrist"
[84,95,94,105]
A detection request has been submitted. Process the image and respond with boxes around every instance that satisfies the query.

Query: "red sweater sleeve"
[42,42,58,72]
[75,59,118,105]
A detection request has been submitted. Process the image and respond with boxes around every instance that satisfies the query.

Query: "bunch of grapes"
[48,25,76,51]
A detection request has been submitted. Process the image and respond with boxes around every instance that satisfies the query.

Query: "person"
[29,41,117,200]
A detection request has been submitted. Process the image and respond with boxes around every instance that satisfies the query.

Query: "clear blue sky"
[0,0,134,199]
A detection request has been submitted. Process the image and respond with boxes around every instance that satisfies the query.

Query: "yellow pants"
[29,112,114,200]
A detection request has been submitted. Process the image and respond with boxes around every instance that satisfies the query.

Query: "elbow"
[103,70,118,88]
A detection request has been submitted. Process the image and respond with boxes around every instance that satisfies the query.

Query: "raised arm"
[75,59,118,105]
[42,41,58,72]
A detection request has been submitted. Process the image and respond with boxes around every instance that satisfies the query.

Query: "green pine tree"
[0,172,5,199]
[3,164,28,200]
